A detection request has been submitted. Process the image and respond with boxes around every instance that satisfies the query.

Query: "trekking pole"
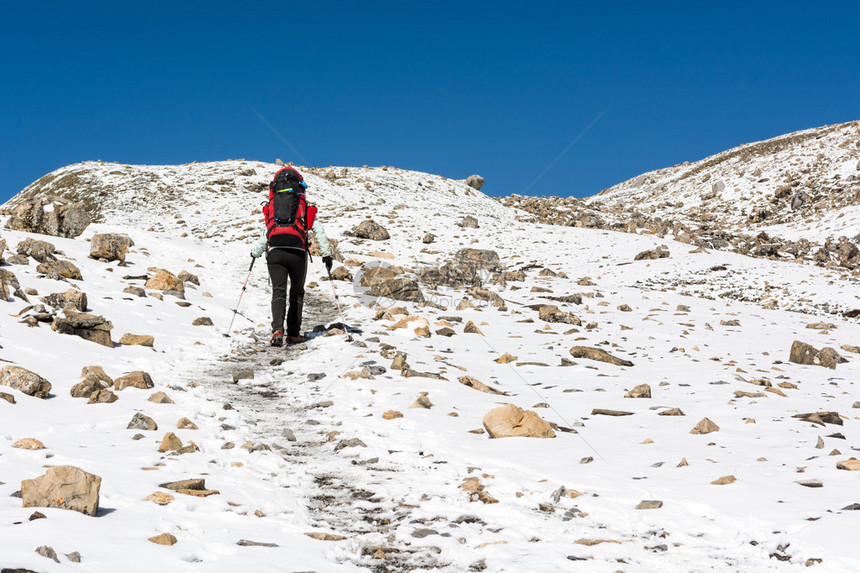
[326,266,354,342]
[224,256,256,337]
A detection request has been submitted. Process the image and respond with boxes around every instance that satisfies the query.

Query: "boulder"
[52,313,113,347]
[6,198,91,238]
[690,417,720,434]
[465,174,485,190]
[459,375,506,395]
[569,346,634,367]
[789,340,819,365]
[127,413,158,431]
[114,371,154,391]
[819,347,847,369]
[88,389,118,403]
[360,264,403,287]
[482,404,555,438]
[16,238,56,262]
[422,233,436,244]
[36,259,82,280]
[89,233,134,263]
[454,248,500,269]
[368,277,424,303]
[41,288,87,311]
[145,269,184,293]
[330,266,352,281]
[351,220,390,240]
[0,366,52,398]
[21,465,101,516]
[81,365,112,386]
[192,317,213,326]
[177,270,200,286]
[464,320,483,335]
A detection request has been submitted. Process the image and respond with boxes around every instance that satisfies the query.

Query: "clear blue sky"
[2,1,858,201]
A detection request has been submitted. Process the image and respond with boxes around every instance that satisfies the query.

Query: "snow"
[0,159,858,571]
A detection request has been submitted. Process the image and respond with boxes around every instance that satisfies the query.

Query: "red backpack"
[263,167,317,250]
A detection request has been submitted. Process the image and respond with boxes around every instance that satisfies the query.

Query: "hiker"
[251,167,333,346]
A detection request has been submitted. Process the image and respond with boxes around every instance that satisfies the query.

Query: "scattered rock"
[465,174,485,190]
[232,368,254,382]
[35,546,59,563]
[334,438,367,451]
[690,417,720,434]
[52,313,113,347]
[192,316,214,326]
[351,220,390,240]
[177,417,198,430]
[177,270,199,286]
[127,413,157,431]
[0,366,52,398]
[658,408,685,416]
[37,259,83,280]
[538,305,581,325]
[16,238,56,262]
[836,460,860,471]
[460,216,479,228]
[634,247,669,260]
[304,532,346,541]
[149,533,177,546]
[119,333,154,347]
[145,269,184,293]
[41,288,87,311]
[636,500,663,509]
[625,383,651,398]
[789,340,820,365]
[496,353,517,364]
[13,438,46,450]
[711,475,737,485]
[569,346,633,367]
[793,411,843,426]
[114,371,154,391]
[408,393,434,409]
[422,233,436,244]
[591,408,633,416]
[368,277,424,303]
[158,432,184,452]
[459,375,506,395]
[88,389,118,404]
[89,233,134,263]
[149,391,174,404]
[21,465,101,516]
[482,404,556,438]
[464,321,484,335]
[144,492,174,505]
[383,410,403,420]
[819,347,847,369]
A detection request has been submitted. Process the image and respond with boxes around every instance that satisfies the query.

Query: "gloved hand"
[323,256,333,272]
[251,243,265,258]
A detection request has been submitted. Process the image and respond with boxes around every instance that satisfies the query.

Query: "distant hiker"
[251,167,332,346]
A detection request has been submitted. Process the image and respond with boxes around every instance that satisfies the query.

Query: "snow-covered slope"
[1,160,858,572]
[502,121,860,272]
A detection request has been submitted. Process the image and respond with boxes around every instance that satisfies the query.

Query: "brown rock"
[691,417,720,434]
[158,432,184,453]
[304,532,347,541]
[819,347,847,369]
[177,270,200,286]
[495,353,517,364]
[636,500,663,509]
[359,264,402,287]
[13,438,46,450]
[89,233,134,263]
[408,393,433,409]
[591,408,634,416]
[658,407,685,416]
[6,198,90,238]
[145,269,184,293]
[119,333,154,347]
[459,375,506,395]
[52,313,113,347]
[789,340,819,365]
[0,391,15,404]
[114,371,154,391]
[149,533,178,546]
[711,475,737,485]
[464,321,484,335]
[625,383,651,398]
[127,413,158,431]
[793,411,843,426]
[177,417,198,430]
[144,492,174,505]
[351,219,390,240]
[538,305,581,325]
[569,346,634,367]
[634,247,669,260]
[41,288,87,311]
[70,375,106,398]
[482,404,555,438]
[0,366,52,398]
[368,277,424,303]
[16,237,56,262]
[88,389,118,404]
[21,465,101,516]
[192,316,213,326]
[37,259,82,280]
[382,410,403,420]
[836,460,860,471]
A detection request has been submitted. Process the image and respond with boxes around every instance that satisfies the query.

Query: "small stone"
[88,389,118,404]
[149,391,174,404]
[232,368,254,382]
[482,404,555,438]
[28,511,46,521]
[797,479,823,488]
[409,393,433,409]
[464,321,483,335]
[382,410,403,420]
[495,353,517,364]
[836,459,860,471]
[192,317,214,326]
[66,551,82,563]
[127,413,157,431]
[591,408,633,416]
[304,532,347,541]
[13,438,46,450]
[636,500,663,509]
[35,545,60,563]
[334,438,367,451]
[149,533,178,546]
[658,407,685,416]
[177,417,198,430]
[624,383,651,398]
[144,492,174,505]
[0,391,15,404]
[711,475,736,485]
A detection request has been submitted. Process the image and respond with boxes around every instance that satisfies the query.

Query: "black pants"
[266,248,307,337]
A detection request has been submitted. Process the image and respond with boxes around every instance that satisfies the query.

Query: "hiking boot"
[286,334,305,344]
[270,330,284,347]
